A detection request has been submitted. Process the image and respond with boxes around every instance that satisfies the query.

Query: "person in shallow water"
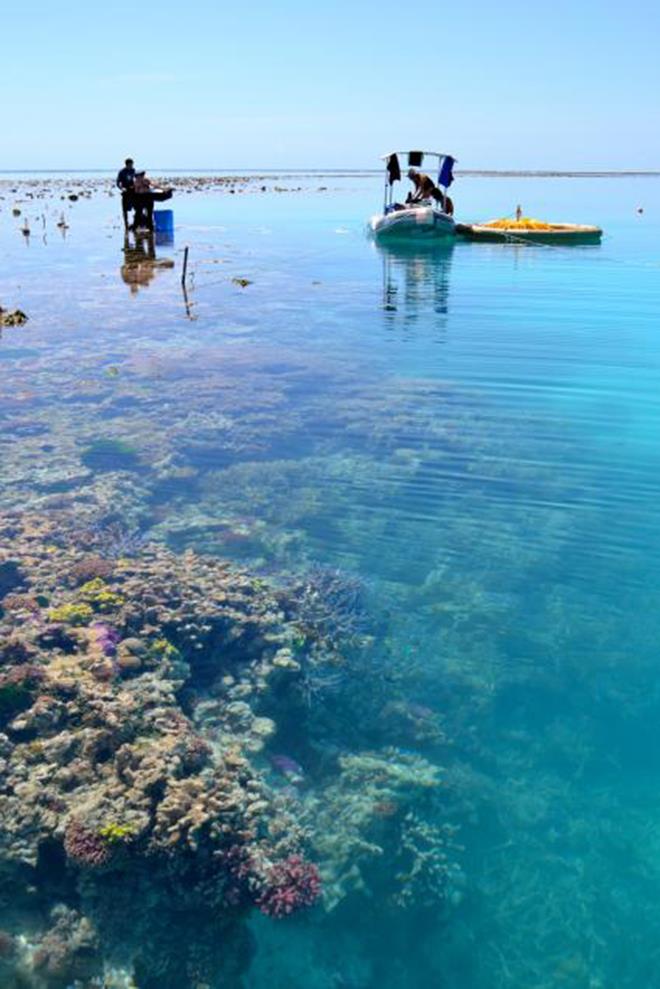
[133,170,152,194]
[132,171,155,230]
[116,157,136,229]
[116,169,174,232]
[406,168,454,215]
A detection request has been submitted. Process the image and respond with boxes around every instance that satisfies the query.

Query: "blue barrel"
[153,209,174,233]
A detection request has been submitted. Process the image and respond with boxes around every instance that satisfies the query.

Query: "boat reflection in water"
[376,240,454,333]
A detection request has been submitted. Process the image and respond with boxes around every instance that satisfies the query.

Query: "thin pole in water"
[181,245,189,288]
[180,245,194,319]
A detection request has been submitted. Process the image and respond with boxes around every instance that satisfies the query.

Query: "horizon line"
[1,168,660,178]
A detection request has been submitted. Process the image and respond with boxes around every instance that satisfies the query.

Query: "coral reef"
[302,749,462,912]
[0,504,470,987]
[0,509,324,986]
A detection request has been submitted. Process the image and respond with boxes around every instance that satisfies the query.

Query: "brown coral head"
[0,634,38,665]
[68,556,115,586]
[373,800,400,818]
[2,593,40,614]
[0,930,16,958]
[178,733,213,771]
[0,664,45,720]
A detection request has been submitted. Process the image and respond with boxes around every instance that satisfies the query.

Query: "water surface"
[1,172,660,988]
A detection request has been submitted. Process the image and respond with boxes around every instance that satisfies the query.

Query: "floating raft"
[456,217,602,244]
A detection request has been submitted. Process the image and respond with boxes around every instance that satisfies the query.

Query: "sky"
[2,0,659,171]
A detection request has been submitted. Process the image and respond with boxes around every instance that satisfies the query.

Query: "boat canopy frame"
[380,150,456,212]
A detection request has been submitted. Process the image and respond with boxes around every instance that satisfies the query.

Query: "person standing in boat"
[116,157,136,229]
[406,168,454,215]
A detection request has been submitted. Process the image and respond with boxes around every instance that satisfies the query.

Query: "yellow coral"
[98,822,135,845]
[48,602,94,625]
[79,578,125,612]
[149,637,180,660]
[79,578,107,594]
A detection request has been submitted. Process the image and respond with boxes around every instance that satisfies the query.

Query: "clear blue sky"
[3,0,658,170]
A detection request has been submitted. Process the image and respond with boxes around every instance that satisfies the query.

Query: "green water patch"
[80,437,142,471]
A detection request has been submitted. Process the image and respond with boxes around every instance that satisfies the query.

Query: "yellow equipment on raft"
[485,216,557,230]
[456,216,602,244]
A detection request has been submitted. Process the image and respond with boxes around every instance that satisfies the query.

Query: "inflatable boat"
[370,203,455,239]
[368,150,457,241]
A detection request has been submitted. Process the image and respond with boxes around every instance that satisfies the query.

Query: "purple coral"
[256,855,322,918]
[91,622,121,657]
[63,820,110,868]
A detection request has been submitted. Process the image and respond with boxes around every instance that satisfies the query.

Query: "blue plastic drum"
[153,209,174,233]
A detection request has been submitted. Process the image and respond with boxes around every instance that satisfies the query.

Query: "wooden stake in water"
[181,246,189,287]
[180,245,194,319]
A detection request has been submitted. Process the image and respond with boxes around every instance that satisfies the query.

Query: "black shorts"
[121,190,135,211]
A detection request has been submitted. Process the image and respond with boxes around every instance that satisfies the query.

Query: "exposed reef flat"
[2,169,656,207]
[0,173,342,208]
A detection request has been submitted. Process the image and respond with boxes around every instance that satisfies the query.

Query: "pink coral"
[256,855,321,918]
[64,821,110,868]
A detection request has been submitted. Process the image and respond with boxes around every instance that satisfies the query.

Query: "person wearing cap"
[133,171,152,194]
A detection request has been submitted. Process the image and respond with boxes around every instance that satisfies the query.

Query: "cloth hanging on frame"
[386,154,401,185]
[438,155,456,187]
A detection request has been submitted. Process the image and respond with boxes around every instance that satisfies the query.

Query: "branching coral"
[256,855,322,918]
[301,749,456,912]
[64,820,112,868]
[284,564,369,646]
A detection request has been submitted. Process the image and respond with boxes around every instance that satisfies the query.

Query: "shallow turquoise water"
[2,173,660,987]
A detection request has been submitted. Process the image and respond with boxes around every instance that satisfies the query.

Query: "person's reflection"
[120,231,174,295]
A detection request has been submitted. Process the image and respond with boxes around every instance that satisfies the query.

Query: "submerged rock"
[0,307,28,327]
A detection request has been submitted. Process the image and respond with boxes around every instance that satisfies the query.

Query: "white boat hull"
[369,206,455,240]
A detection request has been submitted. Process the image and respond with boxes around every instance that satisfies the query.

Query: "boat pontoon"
[369,150,457,241]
